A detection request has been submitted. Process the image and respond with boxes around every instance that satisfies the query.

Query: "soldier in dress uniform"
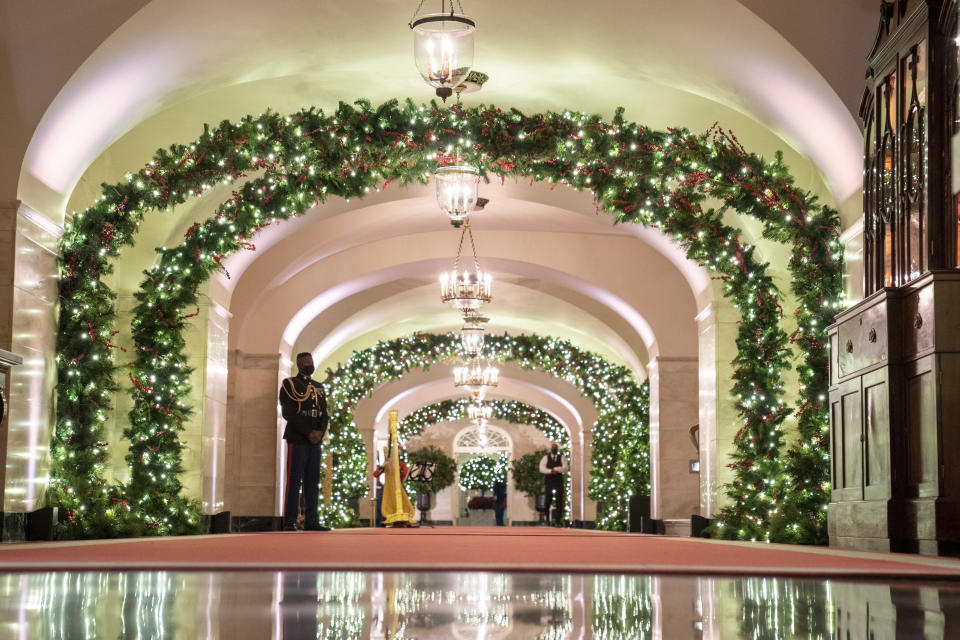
[279,352,330,531]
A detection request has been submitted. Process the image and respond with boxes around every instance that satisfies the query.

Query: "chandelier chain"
[466,222,481,272]
[410,0,465,26]
[452,220,481,273]
[408,0,426,26]
[453,224,466,272]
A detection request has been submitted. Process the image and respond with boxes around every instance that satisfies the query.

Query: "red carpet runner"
[2,527,959,578]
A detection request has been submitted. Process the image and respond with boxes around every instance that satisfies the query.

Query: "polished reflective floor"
[1,570,958,639]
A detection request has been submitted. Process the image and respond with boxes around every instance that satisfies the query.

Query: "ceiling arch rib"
[371,380,580,444]
[256,253,659,367]
[295,279,649,379]
[214,182,705,304]
[230,231,697,363]
[353,365,597,445]
[215,183,711,304]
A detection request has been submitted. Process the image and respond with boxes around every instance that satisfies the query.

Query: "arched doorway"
[453,423,512,526]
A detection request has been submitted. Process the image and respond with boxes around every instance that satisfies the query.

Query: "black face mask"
[299,364,315,377]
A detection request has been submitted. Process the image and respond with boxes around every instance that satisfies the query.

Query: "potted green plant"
[405,446,456,521]
[512,449,550,522]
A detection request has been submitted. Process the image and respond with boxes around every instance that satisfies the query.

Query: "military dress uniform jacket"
[279,374,328,446]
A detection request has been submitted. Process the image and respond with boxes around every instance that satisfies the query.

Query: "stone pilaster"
[224,351,282,516]
[648,356,700,520]
[4,204,61,513]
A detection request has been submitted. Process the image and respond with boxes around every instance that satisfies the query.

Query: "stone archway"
[451,423,513,526]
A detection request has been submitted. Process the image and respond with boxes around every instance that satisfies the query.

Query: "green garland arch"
[322,332,648,530]
[54,98,841,541]
[399,397,570,445]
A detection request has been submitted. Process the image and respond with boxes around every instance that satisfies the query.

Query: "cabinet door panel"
[905,357,937,496]
[842,388,864,497]
[864,378,890,499]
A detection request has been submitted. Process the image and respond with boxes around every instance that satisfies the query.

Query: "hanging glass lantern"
[435,164,480,227]
[460,313,487,356]
[410,5,476,102]
[440,270,491,312]
[439,221,492,311]
[453,361,498,398]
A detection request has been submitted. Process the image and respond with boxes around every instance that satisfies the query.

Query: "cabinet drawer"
[837,304,889,378]
[901,286,933,357]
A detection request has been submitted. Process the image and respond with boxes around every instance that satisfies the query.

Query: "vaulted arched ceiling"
[0,0,876,432]
[6,0,874,221]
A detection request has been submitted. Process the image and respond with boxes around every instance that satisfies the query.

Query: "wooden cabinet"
[828,272,960,554]
[834,0,960,555]
[828,290,901,551]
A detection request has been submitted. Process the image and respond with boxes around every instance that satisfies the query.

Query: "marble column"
[577,424,596,523]
[0,203,15,351]
[355,417,377,524]
[201,300,231,514]
[0,349,23,522]
[696,303,719,517]
[648,356,700,520]
[696,289,743,517]
[224,351,282,516]
[1,204,61,516]
[0,203,17,519]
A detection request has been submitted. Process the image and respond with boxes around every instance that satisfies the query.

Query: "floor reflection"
[2,570,958,639]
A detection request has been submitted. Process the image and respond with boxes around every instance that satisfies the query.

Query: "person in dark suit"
[279,352,330,532]
[492,479,507,526]
[539,442,569,526]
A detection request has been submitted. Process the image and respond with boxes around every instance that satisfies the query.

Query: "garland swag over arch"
[399,398,569,446]
[322,332,649,531]
[54,98,841,541]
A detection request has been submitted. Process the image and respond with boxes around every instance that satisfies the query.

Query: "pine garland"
[399,398,568,445]
[323,332,649,531]
[53,99,841,541]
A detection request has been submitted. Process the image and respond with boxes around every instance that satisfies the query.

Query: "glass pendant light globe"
[460,313,487,357]
[411,12,476,101]
[435,164,480,227]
